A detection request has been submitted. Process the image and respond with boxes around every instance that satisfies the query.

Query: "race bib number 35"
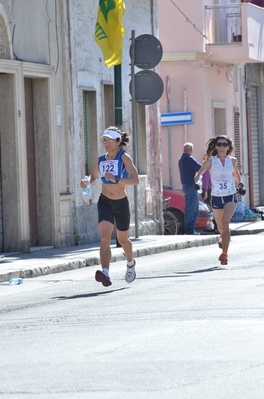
[99,160,119,177]
[213,179,232,192]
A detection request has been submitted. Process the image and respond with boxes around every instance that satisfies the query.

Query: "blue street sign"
[161,111,193,126]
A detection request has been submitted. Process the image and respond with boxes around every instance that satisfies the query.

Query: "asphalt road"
[0,233,264,399]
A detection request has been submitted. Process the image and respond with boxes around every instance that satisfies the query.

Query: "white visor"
[103,129,121,140]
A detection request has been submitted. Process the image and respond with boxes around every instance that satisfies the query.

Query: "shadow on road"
[137,266,225,280]
[53,287,129,300]
[176,266,225,274]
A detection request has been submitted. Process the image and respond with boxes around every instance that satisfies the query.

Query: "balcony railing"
[205,4,242,45]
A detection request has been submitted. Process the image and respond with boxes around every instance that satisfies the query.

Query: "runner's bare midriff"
[101,182,127,200]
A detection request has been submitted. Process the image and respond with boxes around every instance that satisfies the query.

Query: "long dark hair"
[106,126,130,147]
[204,135,235,160]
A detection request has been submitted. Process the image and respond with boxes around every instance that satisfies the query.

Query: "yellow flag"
[95,0,125,67]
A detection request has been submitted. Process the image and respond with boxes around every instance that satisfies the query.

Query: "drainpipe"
[166,76,173,188]
[184,88,187,142]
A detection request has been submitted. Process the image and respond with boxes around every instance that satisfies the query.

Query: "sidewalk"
[0,220,263,283]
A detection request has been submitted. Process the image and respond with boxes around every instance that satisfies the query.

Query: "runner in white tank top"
[194,135,245,266]
[210,155,236,197]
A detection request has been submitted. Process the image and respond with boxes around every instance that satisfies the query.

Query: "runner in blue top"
[80,126,139,287]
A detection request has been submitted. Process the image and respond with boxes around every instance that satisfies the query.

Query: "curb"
[0,236,220,283]
[231,228,264,236]
[1,224,264,284]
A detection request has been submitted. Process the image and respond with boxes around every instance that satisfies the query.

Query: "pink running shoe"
[219,253,228,265]
[95,270,112,287]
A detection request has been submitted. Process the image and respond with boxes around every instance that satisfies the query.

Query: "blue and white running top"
[210,155,236,197]
[98,149,129,184]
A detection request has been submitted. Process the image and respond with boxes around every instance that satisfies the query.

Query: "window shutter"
[234,109,241,168]
[83,92,88,172]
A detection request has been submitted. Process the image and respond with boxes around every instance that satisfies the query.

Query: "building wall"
[0,0,163,252]
[160,64,241,190]
[0,0,62,251]
[158,0,245,195]
[63,0,163,244]
[158,0,205,53]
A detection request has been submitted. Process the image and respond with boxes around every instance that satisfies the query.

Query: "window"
[213,101,226,136]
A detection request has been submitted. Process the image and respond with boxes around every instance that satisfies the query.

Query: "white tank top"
[210,155,236,197]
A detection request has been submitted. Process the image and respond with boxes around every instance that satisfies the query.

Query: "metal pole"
[166,76,173,188]
[184,88,187,142]
[167,104,173,188]
[130,30,139,238]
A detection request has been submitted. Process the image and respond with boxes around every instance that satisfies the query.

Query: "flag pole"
[130,30,139,238]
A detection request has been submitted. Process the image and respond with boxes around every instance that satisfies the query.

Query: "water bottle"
[237,202,244,222]
[232,204,238,222]
[82,175,90,196]
[8,278,23,285]
[238,203,242,222]
[197,176,203,194]
[235,204,239,222]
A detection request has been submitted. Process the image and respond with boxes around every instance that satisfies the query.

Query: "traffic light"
[130,33,164,105]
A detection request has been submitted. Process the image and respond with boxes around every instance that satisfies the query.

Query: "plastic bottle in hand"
[194,176,203,193]
[82,176,90,196]
[197,176,203,193]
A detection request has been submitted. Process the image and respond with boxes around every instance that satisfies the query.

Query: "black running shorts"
[211,194,237,209]
[97,194,130,231]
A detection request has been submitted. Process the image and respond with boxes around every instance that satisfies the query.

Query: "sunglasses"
[102,138,115,143]
[216,142,229,147]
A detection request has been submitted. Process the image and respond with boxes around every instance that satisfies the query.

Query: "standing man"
[178,143,202,235]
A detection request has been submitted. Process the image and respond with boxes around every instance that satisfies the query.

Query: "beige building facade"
[0,0,163,253]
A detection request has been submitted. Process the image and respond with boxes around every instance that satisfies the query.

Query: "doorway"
[25,78,38,246]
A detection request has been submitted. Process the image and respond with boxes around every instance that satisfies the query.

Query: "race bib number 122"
[99,160,119,177]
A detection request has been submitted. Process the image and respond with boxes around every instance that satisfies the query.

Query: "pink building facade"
[158,0,264,209]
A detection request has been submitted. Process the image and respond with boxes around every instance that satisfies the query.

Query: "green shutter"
[114,65,122,127]
[83,92,88,169]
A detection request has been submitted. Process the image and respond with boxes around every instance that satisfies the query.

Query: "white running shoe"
[125,259,136,283]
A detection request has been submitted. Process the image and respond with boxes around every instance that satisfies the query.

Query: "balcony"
[205,2,264,64]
